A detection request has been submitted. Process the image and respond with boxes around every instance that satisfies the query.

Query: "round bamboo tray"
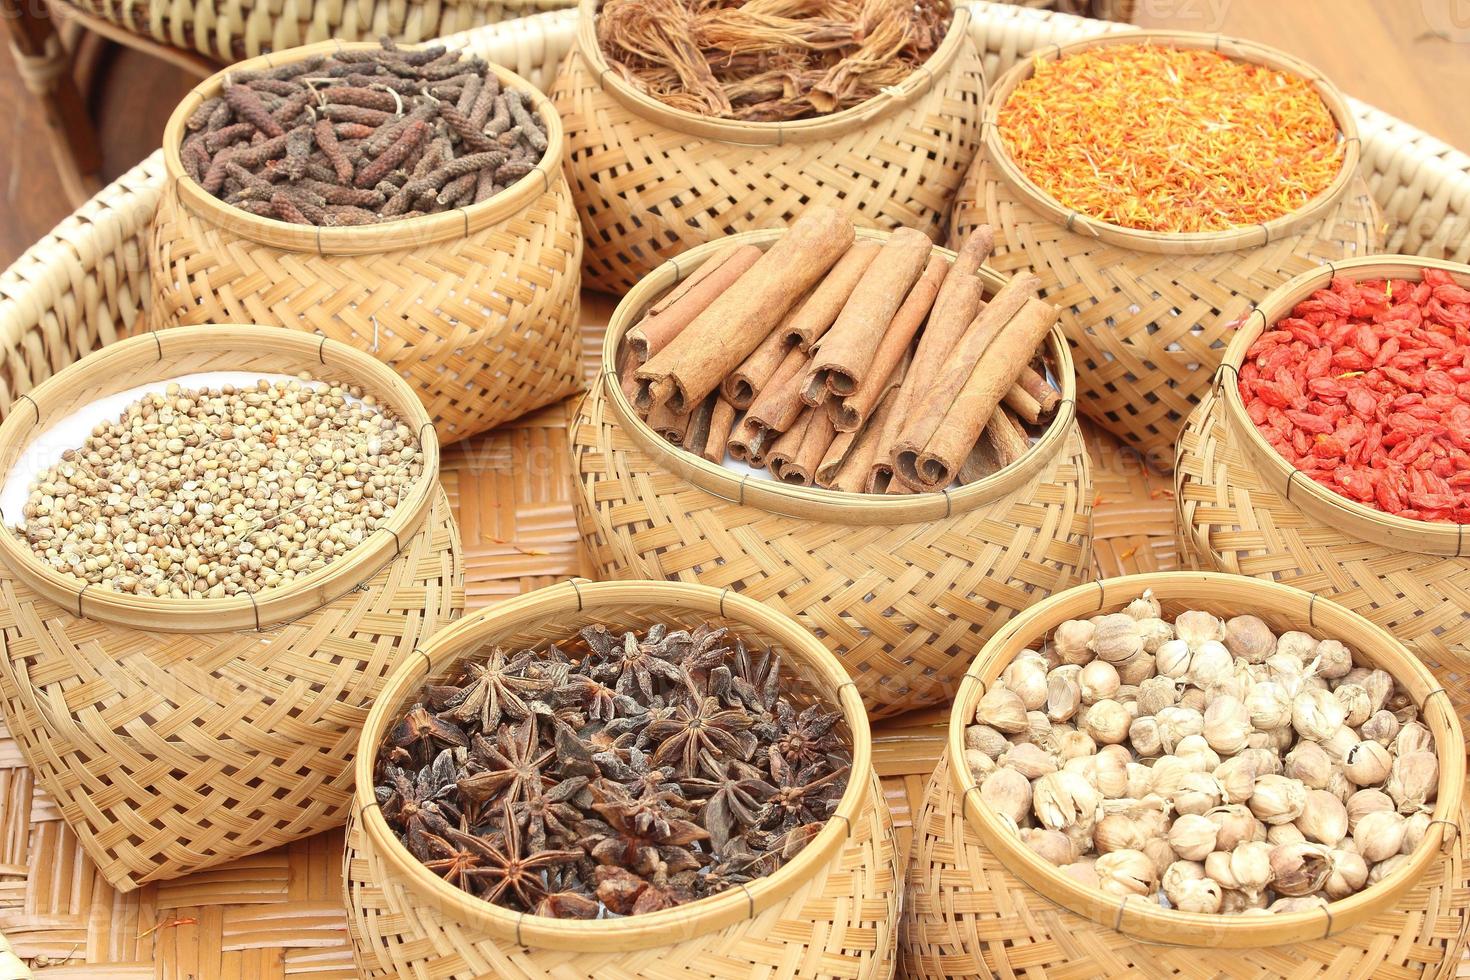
[570,227,1093,719]
[343,578,899,979]
[901,571,1470,977]
[1177,255,1470,744]
[0,325,464,891]
[147,40,584,445]
[548,0,987,294]
[949,29,1382,471]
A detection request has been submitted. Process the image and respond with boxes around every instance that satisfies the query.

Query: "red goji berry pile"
[1239,269,1470,522]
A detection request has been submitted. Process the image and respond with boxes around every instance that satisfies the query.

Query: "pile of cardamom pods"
[966,593,1439,914]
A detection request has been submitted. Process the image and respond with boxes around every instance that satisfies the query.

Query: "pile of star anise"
[375,621,852,918]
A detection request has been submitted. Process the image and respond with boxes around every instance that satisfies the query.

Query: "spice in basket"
[1239,270,1470,522]
[997,44,1344,233]
[375,622,852,917]
[181,39,549,226]
[14,377,422,598]
[624,207,1064,494]
[596,0,953,121]
[967,592,1437,913]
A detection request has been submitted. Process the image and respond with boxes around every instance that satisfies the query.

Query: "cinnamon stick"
[636,208,854,414]
[1003,385,1043,425]
[986,406,1033,464]
[728,417,769,468]
[626,244,763,362]
[725,324,794,409]
[831,255,945,432]
[783,240,881,350]
[904,225,994,397]
[782,408,838,486]
[701,398,738,465]
[892,273,1041,487]
[1019,366,1061,413]
[807,228,933,398]
[903,296,1057,491]
[766,407,815,481]
[682,395,718,457]
[744,346,810,434]
[649,399,693,446]
[868,377,917,492]
[618,343,643,407]
[828,387,900,492]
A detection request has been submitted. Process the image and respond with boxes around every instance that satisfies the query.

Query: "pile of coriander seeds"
[966,592,1439,915]
[14,376,422,599]
[181,38,550,227]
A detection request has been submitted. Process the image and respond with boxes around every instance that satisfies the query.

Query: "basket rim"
[944,570,1466,948]
[571,0,974,146]
[1218,255,1470,556]
[351,577,875,951]
[593,227,1079,526]
[159,39,566,255]
[0,325,440,633]
[980,29,1363,256]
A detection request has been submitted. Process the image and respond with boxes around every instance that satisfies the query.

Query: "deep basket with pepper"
[374,620,853,918]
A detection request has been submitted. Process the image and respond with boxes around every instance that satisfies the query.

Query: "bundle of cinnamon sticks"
[625,207,1063,494]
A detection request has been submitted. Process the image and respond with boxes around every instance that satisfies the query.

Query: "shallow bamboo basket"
[0,325,464,891]
[901,571,1470,978]
[548,0,987,294]
[949,30,1382,471]
[1177,255,1470,746]
[147,41,584,445]
[570,228,1093,719]
[343,578,899,979]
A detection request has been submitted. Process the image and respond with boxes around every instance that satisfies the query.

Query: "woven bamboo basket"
[1176,256,1470,744]
[548,0,987,294]
[0,325,464,892]
[901,571,1470,978]
[343,578,899,980]
[569,227,1093,720]
[949,30,1383,471]
[147,41,584,445]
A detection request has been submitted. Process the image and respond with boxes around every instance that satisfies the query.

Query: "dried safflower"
[1249,775,1307,825]
[975,686,1028,733]
[1095,849,1157,898]
[1353,810,1407,863]
[1342,740,1391,786]
[1386,751,1438,814]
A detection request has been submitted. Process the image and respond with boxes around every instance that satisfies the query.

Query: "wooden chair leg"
[2,0,102,207]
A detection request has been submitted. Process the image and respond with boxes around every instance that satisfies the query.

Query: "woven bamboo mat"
[0,293,1184,977]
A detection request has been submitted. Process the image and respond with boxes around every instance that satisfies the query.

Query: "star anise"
[587,626,687,700]
[731,644,781,713]
[586,779,708,873]
[466,801,582,912]
[594,862,697,916]
[761,748,848,831]
[456,715,555,814]
[386,703,468,766]
[435,647,554,731]
[377,750,461,837]
[647,689,757,778]
[773,702,844,769]
[511,774,587,851]
[411,819,500,893]
[683,754,776,848]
